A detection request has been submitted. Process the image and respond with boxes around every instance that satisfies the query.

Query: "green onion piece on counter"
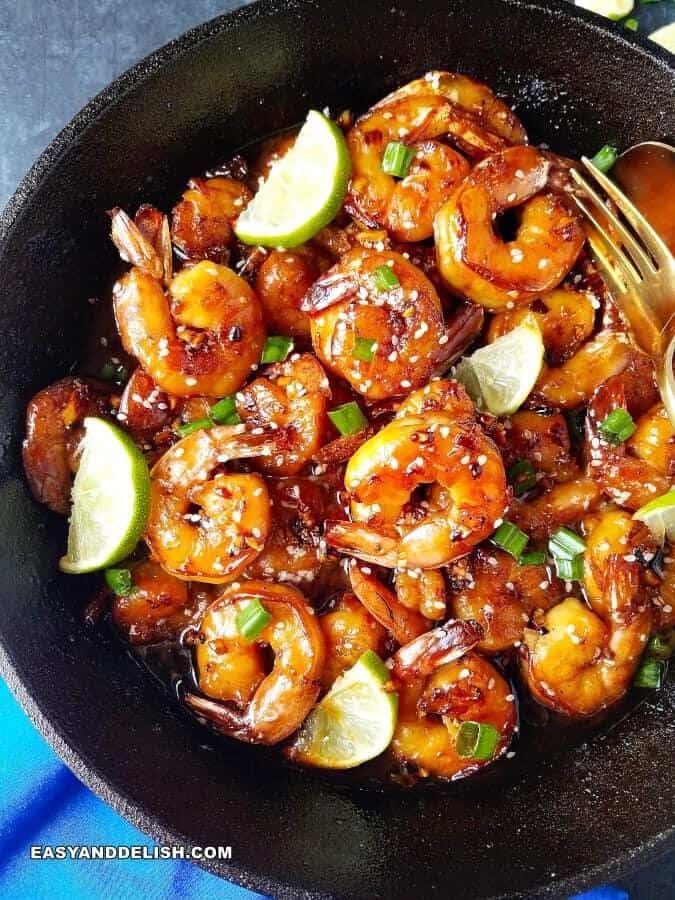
[554,554,584,581]
[381,141,415,178]
[598,407,636,444]
[236,598,272,641]
[261,335,294,364]
[328,401,369,436]
[352,336,377,362]
[176,417,213,438]
[105,567,134,597]
[519,550,547,567]
[633,657,665,689]
[507,459,537,497]
[455,720,501,760]
[492,521,529,559]
[373,264,400,292]
[549,526,586,559]
[590,143,619,174]
[624,17,639,31]
[210,395,241,425]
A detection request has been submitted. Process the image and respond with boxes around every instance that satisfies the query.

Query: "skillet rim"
[0,1,673,897]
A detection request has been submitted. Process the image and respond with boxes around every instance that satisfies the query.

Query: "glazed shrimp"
[319,592,387,689]
[146,424,276,582]
[349,562,429,645]
[23,377,111,514]
[500,409,579,484]
[509,477,602,542]
[394,568,448,621]
[255,248,328,339]
[185,581,325,744]
[449,548,565,653]
[435,146,585,308]
[113,259,266,398]
[582,507,655,608]
[302,248,447,400]
[521,556,652,717]
[626,403,675,477]
[235,353,331,475]
[118,368,173,435]
[171,176,252,261]
[326,395,508,568]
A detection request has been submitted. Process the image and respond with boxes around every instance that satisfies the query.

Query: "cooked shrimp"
[450,548,565,653]
[118,368,173,435]
[326,399,508,568]
[509,477,602,542]
[521,556,652,717]
[23,377,111,514]
[185,581,325,744]
[113,260,266,398]
[349,562,428,644]
[582,507,655,609]
[501,409,579,484]
[110,207,169,283]
[145,424,276,582]
[302,248,447,400]
[395,568,447,621]
[235,353,330,475]
[255,249,325,339]
[111,560,209,644]
[435,146,585,308]
[171,176,252,261]
[319,592,387,689]
[627,403,675,477]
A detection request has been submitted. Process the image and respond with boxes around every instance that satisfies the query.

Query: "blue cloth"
[0,676,630,899]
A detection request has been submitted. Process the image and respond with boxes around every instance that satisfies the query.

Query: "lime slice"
[575,0,633,20]
[634,490,675,543]
[454,314,544,416]
[650,23,675,53]
[291,650,398,769]
[59,417,150,574]
[234,110,351,248]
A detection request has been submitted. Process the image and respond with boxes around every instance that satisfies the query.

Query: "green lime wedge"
[234,110,351,248]
[455,314,544,416]
[634,489,675,544]
[59,417,150,574]
[291,650,398,769]
[574,0,634,20]
[650,23,675,53]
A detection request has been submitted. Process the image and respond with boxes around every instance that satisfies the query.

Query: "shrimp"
[520,556,652,717]
[395,568,448,621]
[255,249,327,339]
[113,259,266,398]
[390,622,516,779]
[449,548,565,653]
[319,592,387,689]
[145,423,276,583]
[302,248,447,400]
[235,353,331,475]
[626,403,675,478]
[111,560,209,644]
[171,176,252,262]
[509,477,602,542]
[325,393,508,568]
[586,375,671,511]
[435,146,585,308]
[349,562,429,645]
[184,581,325,744]
[118,368,173,435]
[23,377,111,514]
[501,409,579,484]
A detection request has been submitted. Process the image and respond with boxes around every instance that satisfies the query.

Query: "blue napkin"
[0,677,629,899]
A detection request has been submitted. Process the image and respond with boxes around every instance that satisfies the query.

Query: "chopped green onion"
[624,17,639,32]
[564,408,586,446]
[381,141,415,178]
[261,335,294,364]
[599,407,636,444]
[455,720,500,760]
[328,401,369,436]
[210,395,241,425]
[549,526,586,559]
[519,550,547,567]
[236,598,272,641]
[105,567,134,596]
[633,657,665,689]
[554,554,584,581]
[507,460,537,497]
[590,144,619,174]
[373,264,400,292]
[176,417,212,438]
[352,336,377,362]
[492,521,529,559]
[99,362,130,383]
[647,631,675,660]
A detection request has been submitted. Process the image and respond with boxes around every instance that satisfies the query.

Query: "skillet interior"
[0,1,674,897]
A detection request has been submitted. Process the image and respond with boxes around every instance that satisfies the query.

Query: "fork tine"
[570,168,657,279]
[581,156,673,269]
[584,228,630,297]
[571,189,641,289]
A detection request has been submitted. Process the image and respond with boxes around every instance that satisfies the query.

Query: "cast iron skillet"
[0,1,674,897]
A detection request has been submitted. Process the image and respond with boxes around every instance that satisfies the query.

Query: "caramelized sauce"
[613,141,675,254]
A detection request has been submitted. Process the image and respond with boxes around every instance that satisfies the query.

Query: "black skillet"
[0,1,674,897]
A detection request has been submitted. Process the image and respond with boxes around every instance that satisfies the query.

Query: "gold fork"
[569,152,675,424]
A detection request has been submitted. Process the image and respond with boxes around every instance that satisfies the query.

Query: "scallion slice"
[507,459,537,497]
[210,395,241,425]
[549,527,586,559]
[352,336,377,362]
[455,720,500,760]
[236,598,272,641]
[328,401,368,436]
[554,554,584,581]
[261,335,294,364]
[598,407,636,444]
[373,264,400,292]
[100,362,130,383]
[519,550,547,567]
[105,567,134,597]
[176,417,212,438]
[647,630,675,661]
[633,657,665,690]
[381,141,414,178]
[492,521,529,559]
[590,143,619,174]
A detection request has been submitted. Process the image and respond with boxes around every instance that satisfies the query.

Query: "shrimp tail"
[184,692,254,742]
[349,561,428,645]
[391,619,483,683]
[324,520,400,568]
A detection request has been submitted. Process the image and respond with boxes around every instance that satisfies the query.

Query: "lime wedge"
[59,417,150,574]
[454,314,544,416]
[634,490,675,543]
[290,650,398,769]
[234,110,351,248]
[575,0,633,20]
[650,23,675,53]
